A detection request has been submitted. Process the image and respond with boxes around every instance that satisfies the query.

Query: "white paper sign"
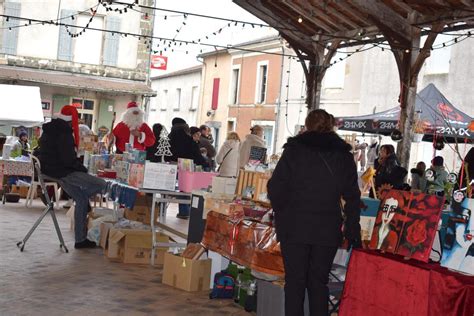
[143,161,177,191]
[192,196,200,208]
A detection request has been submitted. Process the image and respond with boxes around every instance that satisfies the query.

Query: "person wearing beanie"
[111,101,155,153]
[428,156,448,196]
[38,105,106,249]
[13,130,30,156]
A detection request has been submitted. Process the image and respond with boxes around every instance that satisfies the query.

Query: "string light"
[298,16,303,23]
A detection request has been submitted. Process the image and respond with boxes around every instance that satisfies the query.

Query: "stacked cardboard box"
[99,223,169,265]
[124,193,158,225]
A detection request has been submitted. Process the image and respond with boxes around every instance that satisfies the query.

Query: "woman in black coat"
[371,144,407,197]
[268,109,361,316]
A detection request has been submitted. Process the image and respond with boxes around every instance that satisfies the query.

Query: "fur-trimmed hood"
[284,131,352,152]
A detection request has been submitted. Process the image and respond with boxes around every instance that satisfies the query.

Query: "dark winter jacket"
[373,154,407,194]
[199,135,216,158]
[166,124,209,167]
[267,131,361,247]
[38,119,87,179]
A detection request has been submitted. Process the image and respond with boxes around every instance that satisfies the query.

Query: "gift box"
[128,163,144,188]
[88,154,111,175]
[97,169,117,179]
[178,171,218,193]
[114,160,130,183]
[127,149,146,165]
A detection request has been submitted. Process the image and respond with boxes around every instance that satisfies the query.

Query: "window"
[1,2,21,55]
[71,98,96,129]
[41,101,51,110]
[424,34,452,74]
[190,86,199,110]
[230,67,240,104]
[255,62,268,104]
[57,9,75,61]
[161,89,168,111]
[251,120,275,154]
[103,16,121,66]
[73,15,104,65]
[174,88,181,111]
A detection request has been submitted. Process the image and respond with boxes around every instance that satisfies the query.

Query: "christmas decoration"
[433,138,445,150]
[155,127,172,162]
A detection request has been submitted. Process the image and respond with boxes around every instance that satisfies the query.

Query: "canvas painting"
[360,197,380,244]
[369,189,444,262]
[441,198,474,275]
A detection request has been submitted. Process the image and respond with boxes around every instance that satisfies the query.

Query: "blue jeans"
[58,172,106,242]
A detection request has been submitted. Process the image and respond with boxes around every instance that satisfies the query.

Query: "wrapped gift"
[115,160,130,183]
[178,170,218,193]
[128,163,144,188]
[88,154,111,175]
[127,149,146,164]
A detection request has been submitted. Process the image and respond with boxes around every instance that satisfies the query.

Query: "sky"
[150,0,277,75]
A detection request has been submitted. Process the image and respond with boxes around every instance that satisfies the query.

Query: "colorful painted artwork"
[369,189,444,262]
[360,197,380,244]
[441,198,474,275]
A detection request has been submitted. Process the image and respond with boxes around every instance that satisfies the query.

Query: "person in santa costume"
[112,101,155,153]
[38,105,106,249]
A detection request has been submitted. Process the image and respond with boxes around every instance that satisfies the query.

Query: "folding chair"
[16,155,68,253]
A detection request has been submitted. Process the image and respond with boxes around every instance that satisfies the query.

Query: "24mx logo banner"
[436,126,471,137]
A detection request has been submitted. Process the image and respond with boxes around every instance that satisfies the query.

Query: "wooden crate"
[236,170,271,203]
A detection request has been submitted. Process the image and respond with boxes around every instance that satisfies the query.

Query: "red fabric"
[339,249,474,316]
[127,101,138,109]
[112,122,155,152]
[60,105,79,148]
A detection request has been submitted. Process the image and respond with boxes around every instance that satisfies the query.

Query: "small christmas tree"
[155,127,172,162]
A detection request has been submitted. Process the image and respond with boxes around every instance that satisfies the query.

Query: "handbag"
[217,148,233,173]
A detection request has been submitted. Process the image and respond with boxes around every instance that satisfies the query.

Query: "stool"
[17,155,68,253]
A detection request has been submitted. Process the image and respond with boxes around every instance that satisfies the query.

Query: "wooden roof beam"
[291,0,347,31]
[308,0,360,29]
[279,1,339,33]
[233,0,314,55]
[330,1,372,26]
[351,0,413,45]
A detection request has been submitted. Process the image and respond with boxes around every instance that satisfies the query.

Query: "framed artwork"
[369,189,444,262]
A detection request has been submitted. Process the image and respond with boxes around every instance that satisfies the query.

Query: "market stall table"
[339,249,474,316]
[0,158,33,179]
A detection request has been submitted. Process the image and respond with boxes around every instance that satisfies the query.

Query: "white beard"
[121,107,144,130]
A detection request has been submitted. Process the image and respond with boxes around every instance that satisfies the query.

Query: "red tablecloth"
[339,249,474,316]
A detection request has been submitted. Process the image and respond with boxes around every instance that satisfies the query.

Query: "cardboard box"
[143,162,177,191]
[162,252,212,292]
[203,194,236,219]
[128,163,144,188]
[106,228,169,264]
[10,185,29,198]
[99,221,116,250]
[124,193,158,225]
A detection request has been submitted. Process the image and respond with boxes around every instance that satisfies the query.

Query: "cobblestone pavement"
[0,199,251,316]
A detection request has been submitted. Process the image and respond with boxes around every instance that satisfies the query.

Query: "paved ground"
[0,198,251,316]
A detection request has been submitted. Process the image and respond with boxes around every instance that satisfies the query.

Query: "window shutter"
[57,9,76,61]
[103,16,121,66]
[1,2,21,55]
[211,78,220,110]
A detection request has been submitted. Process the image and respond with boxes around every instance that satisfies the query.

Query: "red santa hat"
[57,105,80,148]
[127,101,138,109]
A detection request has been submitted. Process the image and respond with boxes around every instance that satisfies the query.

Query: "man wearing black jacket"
[268,109,361,316]
[39,105,106,249]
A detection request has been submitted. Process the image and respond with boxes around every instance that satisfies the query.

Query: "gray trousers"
[59,172,106,242]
